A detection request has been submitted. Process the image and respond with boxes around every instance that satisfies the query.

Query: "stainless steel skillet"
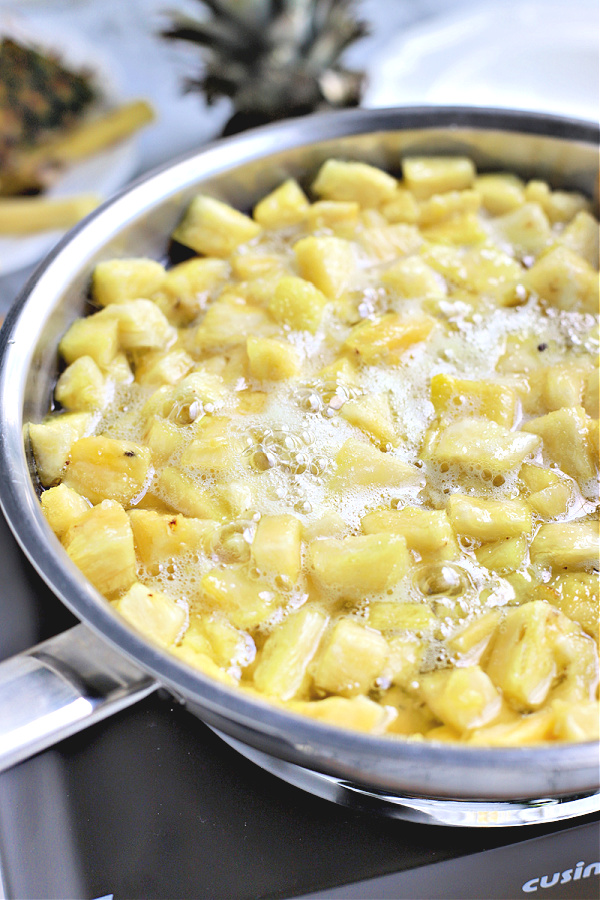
[0,106,598,827]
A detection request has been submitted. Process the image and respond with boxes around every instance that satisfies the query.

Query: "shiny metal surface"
[0,107,598,822]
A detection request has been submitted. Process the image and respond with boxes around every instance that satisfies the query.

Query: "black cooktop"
[0,508,598,900]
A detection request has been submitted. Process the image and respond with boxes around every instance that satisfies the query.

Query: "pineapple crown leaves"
[161,0,369,132]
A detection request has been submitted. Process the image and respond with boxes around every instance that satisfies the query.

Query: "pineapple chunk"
[102,351,133,384]
[253,178,310,227]
[420,665,501,732]
[251,514,302,582]
[293,234,357,299]
[92,258,166,306]
[129,509,216,575]
[525,245,598,314]
[180,416,245,474]
[172,195,261,257]
[142,371,228,423]
[54,356,108,411]
[253,605,328,700]
[493,202,552,256]
[447,610,502,664]
[421,212,487,246]
[475,173,525,215]
[535,573,599,641]
[474,535,528,573]
[40,483,90,538]
[551,700,600,742]
[59,312,119,367]
[521,406,597,483]
[114,582,186,647]
[583,368,599,419]
[330,438,422,491]
[291,695,393,733]
[154,257,230,324]
[524,180,589,224]
[156,467,227,520]
[62,500,136,597]
[29,412,93,487]
[520,463,561,493]
[429,417,540,473]
[381,685,434,735]
[368,601,437,634]
[268,275,329,333]
[312,159,397,207]
[200,614,255,670]
[172,642,237,684]
[102,299,176,351]
[527,482,573,519]
[312,617,389,697]
[247,336,301,381]
[381,188,420,224]
[418,189,481,226]
[381,256,446,300]
[343,313,435,364]
[430,374,517,428]
[530,363,588,412]
[134,349,194,387]
[63,436,151,506]
[529,521,599,570]
[340,392,397,446]
[402,156,476,200]
[421,243,522,305]
[143,417,187,466]
[557,210,599,268]
[308,533,410,596]
[306,200,360,234]
[485,602,557,710]
[446,495,532,542]
[361,507,458,560]
[467,708,555,746]
[201,565,281,629]
[357,222,423,261]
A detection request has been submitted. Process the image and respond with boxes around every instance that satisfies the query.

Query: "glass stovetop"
[0,509,598,900]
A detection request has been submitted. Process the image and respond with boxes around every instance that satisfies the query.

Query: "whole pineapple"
[161,0,368,135]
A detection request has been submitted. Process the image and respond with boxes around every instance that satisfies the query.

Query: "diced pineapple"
[135,349,194,387]
[493,202,552,256]
[180,416,245,474]
[253,178,310,227]
[357,223,423,261]
[114,582,186,646]
[485,602,557,710]
[519,463,561,492]
[361,507,458,560]
[235,390,269,416]
[308,533,410,596]
[430,373,517,427]
[467,708,555,746]
[156,467,227,520]
[92,258,166,306]
[368,601,437,634]
[253,605,328,700]
[312,617,389,697]
[293,234,357,298]
[418,189,481,227]
[330,438,422,491]
[420,665,501,732]
[521,406,597,483]
[422,212,487,246]
[154,257,231,325]
[63,435,151,505]
[474,535,528,573]
[381,685,434,735]
[524,180,589,224]
[531,363,588,412]
[291,695,393,733]
[129,509,216,574]
[62,500,136,597]
[40,483,90,538]
[551,700,600,742]
[583,368,599,419]
[429,417,540,473]
[548,624,598,704]
[306,200,360,234]
[475,173,525,215]
[381,256,446,300]
[535,572,599,641]
[102,299,177,351]
[421,243,522,305]
[525,245,598,314]
[54,356,108,412]
[557,210,599,268]
[447,610,502,664]
[102,351,133,384]
[530,521,599,570]
[312,159,397,207]
[251,514,302,583]
[28,412,93,487]
[201,565,281,629]
[527,482,573,519]
[343,313,435,365]
[171,642,237,684]
[172,195,261,257]
[268,275,329,333]
[447,495,532,542]
[200,613,255,670]
[340,392,397,447]
[246,336,301,381]
[142,371,228,423]
[59,312,119,367]
[143,417,187,466]
[402,156,476,200]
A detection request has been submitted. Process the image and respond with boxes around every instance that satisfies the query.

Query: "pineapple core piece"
[250,514,302,583]
[253,605,328,700]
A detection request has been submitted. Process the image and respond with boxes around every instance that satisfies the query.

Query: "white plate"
[364,0,599,123]
[0,14,139,276]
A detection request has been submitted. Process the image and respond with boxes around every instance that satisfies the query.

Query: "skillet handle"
[0,623,157,774]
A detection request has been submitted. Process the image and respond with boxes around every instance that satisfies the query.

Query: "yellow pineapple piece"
[551,700,600,742]
[200,613,255,670]
[549,625,598,704]
[381,685,435,736]
[357,222,423,262]
[530,363,588,413]
[308,533,410,596]
[253,605,328,700]
[129,509,216,575]
[268,275,329,333]
[525,245,598,314]
[527,482,573,519]
[421,243,522,305]
[447,610,502,664]
[143,417,187,466]
[485,601,557,710]
[475,173,525,215]
[447,495,532,542]
[290,695,393,733]
[430,373,517,428]
[251,514,302,583]
[92,258,166,306]
[29,412,93,487]
[343,313,435,365]
[312,617,389,697]
[253,178,310,227]
[519,463,561,492]
[402,156,476,200]
[180,416,245,474]
[54,356,108,412]
[422,212,487,246]
[312,159,397,207]
[493,202,552,256]
[63,435,151,506]
[172,194,261,257]
[475,535,528,573]
[142,371,228,423]
[429,417,540,473]
[467,708,555,746]
[420,665,501,732]
[156,467,227,520]
[134,349,194,387]
[172,642,237,684]
[381,256,446,300]
[293,234,357,298]
[524,180,589,224]
[153,257,230,324]
[557,210,599,268]
[583,368,599,419]
[114,582,186,647]
[530,521,599,570]
[368,601,437,635]
[522,406,597,483]
[40,483,90,538]
[201,565,281,629]
[418,189,481,226]
[62,500,136,597]
[535,573,599,642]
[330,438,422,491]
[59,312,119,367]
[306,200,360,235]
[235,390,268,416]
[102,299,177,351]
[340,392,398,446]
[246,336,301,381]
[230,254,284,283]
[102,351,133,384]
[361,507,458,560]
